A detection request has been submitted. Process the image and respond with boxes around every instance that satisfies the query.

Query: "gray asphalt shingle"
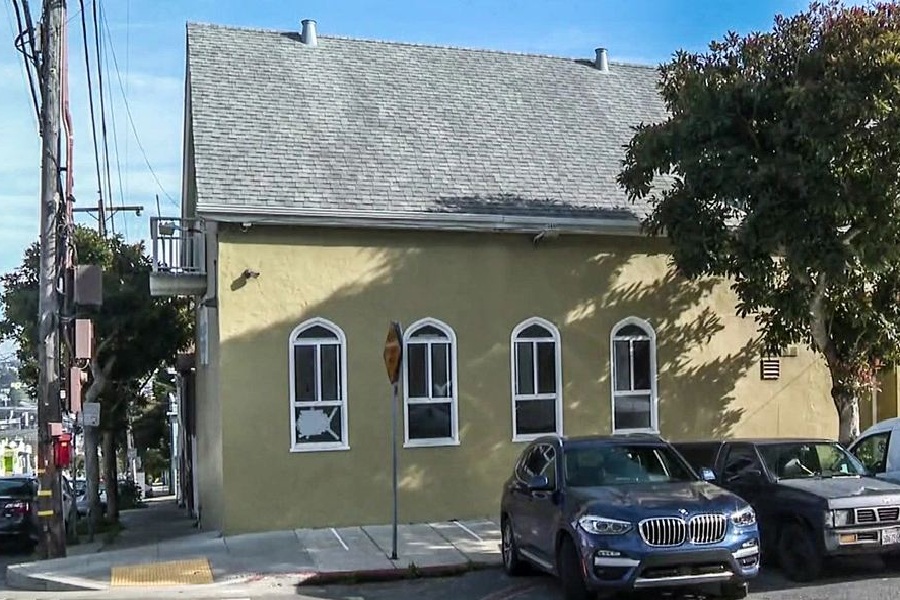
[186,22,667,222]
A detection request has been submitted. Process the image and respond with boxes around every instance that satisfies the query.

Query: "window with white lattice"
[511,317,563,441]
[403,318,459,447]
[610,317,657,433]
[289,318,349,452]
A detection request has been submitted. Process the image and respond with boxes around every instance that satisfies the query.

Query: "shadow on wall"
[599,268,759,440]
[219,226,757,529]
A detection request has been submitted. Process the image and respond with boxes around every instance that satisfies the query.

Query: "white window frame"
[610,316,658,434]
[288,317,349,452]
[402,317,460,448]
[510,317,563,442]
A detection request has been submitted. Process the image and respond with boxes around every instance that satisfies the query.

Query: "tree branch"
[843,228,861,246]
[85,338,117,405]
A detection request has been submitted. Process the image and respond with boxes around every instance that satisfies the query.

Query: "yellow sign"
[383,321,403,384]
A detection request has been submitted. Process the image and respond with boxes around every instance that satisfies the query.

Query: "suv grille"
[855,506,900,525]
[639,518,687,547]
[639,514,727,547]
[689,513,728,545]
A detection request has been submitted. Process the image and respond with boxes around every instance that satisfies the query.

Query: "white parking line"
[454,520,484,542]
[331,527,350,550]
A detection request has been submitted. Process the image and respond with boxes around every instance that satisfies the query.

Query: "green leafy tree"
[618,1,900,445]
[0,225,192,525]
[131,371,173,467]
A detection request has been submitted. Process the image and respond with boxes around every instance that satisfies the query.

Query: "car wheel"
[558,536,592,600]
[777,521,822,582]
[719,581,749,599]
[501,517,527,576]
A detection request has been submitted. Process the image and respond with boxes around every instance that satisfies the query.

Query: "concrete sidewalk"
[6,516,501,592]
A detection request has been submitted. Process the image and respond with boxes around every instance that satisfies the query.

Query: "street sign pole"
[390,379,399,560]
[382,321,403,561]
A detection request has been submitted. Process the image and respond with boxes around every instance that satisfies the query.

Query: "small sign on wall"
[760,358,781,380]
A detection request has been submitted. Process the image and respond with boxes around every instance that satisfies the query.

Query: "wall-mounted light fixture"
[241,269,260,280]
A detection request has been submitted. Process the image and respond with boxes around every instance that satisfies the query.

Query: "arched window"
[403,318,459,447]
[610,317,658,433]
[511,317,563,441]
[289,318,349,451]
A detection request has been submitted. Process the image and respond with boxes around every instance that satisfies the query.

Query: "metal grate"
[639,518,687,547]
[689,514,727,545]
[879,507,900,523]
[855,506,900,525]
[760,358,780,380]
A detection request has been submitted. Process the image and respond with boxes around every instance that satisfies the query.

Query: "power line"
[98,4,178,209]
[98,3,127,238]
[77,0,106,236]
[92,0,115,236]
[7,0,39,125]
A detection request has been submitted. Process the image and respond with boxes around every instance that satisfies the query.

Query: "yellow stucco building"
[150,20,895,535]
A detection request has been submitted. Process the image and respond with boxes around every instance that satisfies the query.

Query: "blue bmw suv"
[500,434,760,600]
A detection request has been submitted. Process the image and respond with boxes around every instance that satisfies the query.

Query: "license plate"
[882,527,900,546]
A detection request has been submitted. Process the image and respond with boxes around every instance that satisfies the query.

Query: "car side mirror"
[700,467,717,482]
[527,475,553,492]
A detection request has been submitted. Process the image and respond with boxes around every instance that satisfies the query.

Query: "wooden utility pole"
[36,0,67,559]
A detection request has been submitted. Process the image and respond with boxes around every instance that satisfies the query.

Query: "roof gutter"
[197,204,646,237]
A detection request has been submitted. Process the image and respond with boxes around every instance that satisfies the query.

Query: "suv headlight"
[827,509,852,528]
[731,506,756,527]
[578,515,633,535]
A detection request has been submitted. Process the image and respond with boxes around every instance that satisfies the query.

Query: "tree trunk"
[83,343,116,538]
[830,383,861,447]
[83,422,101,540]
[102,430,119,522]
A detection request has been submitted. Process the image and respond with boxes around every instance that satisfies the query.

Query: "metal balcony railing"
[150,218,206,275]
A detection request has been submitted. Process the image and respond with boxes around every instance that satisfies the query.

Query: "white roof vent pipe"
[301,19,318,47]
[595,47,609,72]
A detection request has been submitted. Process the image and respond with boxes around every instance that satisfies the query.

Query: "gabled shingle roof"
[186,22,667,229]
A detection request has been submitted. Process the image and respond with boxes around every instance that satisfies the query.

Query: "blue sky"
[0,0,809,281]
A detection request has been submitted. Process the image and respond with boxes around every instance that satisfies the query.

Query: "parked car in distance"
[500,434,760,600]
[673,438,900,582]
[74,480,107,517]
[60,475,78,541]
[848,417,900,484]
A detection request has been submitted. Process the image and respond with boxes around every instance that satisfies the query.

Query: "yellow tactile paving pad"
[110,558,214,586]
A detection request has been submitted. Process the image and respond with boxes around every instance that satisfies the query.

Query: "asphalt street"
[282,562,900,600]
[0,557,891,600]
[0,547,893,600]
[0,541,34,592]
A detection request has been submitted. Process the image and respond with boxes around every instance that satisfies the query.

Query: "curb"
[299,560,501,586]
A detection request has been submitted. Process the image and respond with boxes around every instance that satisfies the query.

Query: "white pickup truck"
[849,417,900,484]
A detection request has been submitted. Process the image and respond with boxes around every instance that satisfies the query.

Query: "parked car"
[0,477,38,548]
[500,434,760,600]
[673,438,900,582]
[60,475,78,541]
[848,417,900,484]
[74,480,107,517]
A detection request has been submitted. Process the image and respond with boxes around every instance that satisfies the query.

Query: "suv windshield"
[564,444,696,487]
[758,442,866,479]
